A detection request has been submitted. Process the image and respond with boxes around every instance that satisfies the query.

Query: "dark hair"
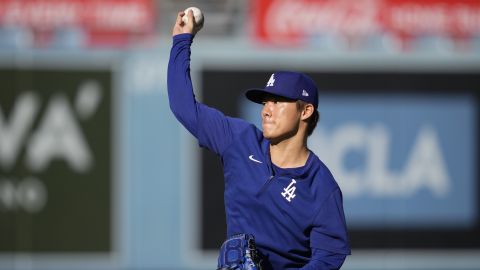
[296,101,320,136]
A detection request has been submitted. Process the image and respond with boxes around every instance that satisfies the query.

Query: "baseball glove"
[217,233,262,270]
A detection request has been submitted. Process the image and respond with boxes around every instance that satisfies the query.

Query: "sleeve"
[298,249,347,270]
[167,33,249,155]
[310,188,351,255]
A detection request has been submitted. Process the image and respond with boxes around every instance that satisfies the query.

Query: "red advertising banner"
[0,0,156,47]
[251,0,480,49]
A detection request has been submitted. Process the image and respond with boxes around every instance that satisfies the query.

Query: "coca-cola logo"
[264,0,380,39]
[254,0,480,47]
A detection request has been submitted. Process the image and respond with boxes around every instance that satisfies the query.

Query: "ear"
[300,103,314,121]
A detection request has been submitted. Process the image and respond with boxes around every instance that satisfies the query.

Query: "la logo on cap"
[266,74,275,87]
[302,89,309,97]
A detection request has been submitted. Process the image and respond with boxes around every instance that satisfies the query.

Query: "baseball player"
[168,10,351,270]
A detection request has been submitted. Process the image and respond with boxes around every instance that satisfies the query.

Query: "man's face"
[261,95,301,142]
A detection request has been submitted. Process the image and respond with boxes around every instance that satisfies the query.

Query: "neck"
[269,135,309,169]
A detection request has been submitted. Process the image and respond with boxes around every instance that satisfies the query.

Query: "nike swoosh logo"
[248,155,262,163]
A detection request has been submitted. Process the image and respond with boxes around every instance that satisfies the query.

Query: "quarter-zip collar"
[261,139,315,179]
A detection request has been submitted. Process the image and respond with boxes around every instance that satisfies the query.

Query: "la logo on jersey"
[281,179,297,202]
[266,74,275,87]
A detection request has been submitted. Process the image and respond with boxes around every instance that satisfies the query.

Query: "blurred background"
[0,0,479,269]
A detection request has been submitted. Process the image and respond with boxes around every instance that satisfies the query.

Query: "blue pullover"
[168,33,351,270]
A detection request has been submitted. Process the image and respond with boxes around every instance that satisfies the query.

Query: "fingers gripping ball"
[182,7,204,30]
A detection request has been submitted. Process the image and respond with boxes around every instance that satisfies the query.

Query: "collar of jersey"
[262,140,315,178]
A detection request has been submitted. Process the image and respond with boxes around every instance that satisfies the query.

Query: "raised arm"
[167,10,249,155]
[167,11,199,136]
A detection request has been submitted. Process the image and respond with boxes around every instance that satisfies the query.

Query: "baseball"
[182,7,204,26]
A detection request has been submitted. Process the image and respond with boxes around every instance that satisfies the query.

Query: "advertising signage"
[0,68,113,252]
[251,0,480,50]
[0,0,155,47]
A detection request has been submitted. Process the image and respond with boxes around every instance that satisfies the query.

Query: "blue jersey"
[168,34,351,270]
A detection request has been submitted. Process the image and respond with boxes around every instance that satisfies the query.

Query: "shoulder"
[308,153,341,199]
[226,116,263,139]
[219,117,265,153]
